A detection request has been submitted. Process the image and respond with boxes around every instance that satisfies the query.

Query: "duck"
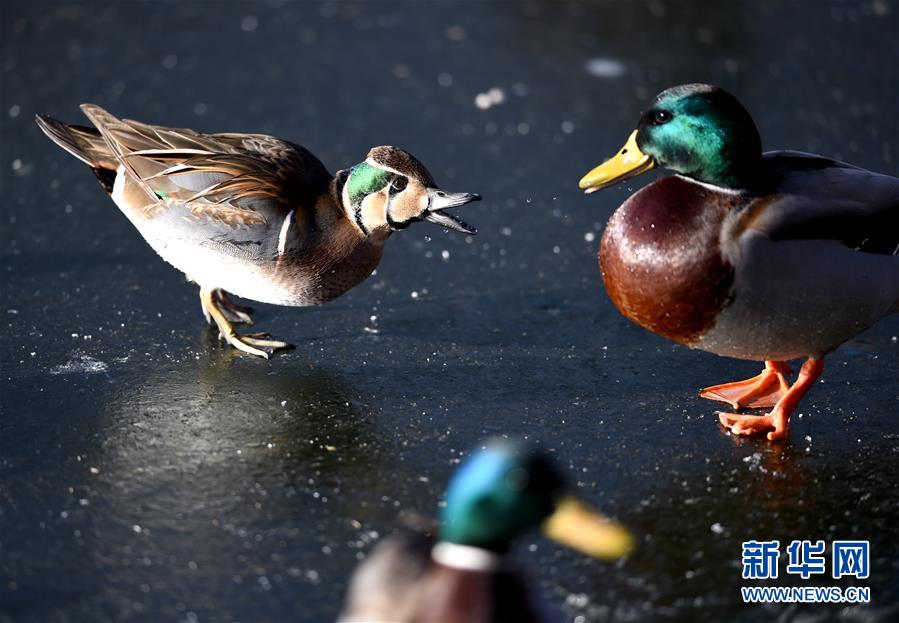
[578,83,899,441]
[36,106,481,358]
[339,441,633,622]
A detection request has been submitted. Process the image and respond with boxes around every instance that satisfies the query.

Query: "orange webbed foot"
[713,358,824,443]
[700,361,791,409]
[718,412,788,441]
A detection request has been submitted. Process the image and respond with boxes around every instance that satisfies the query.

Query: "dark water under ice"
[2,2,898,622]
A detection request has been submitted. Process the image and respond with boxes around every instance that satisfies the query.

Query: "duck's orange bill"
[542,495,635,560]
[579,130,655,193]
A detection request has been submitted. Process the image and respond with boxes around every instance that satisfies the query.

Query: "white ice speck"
[50,354,108,375]
[585,57,626,78]
[561,120,575,134]
[565,593,590,607]
[710,522,725,534]
[437,72,453,87]
[161,54,178,69]
[241,15,259,32]
[441,250,450,260]
[474,87,506,110]
[410,291,419,299]
[584,231,596,242]
[474,93,492,110]
[9,104,20,118]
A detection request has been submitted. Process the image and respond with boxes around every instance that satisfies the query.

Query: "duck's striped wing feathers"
[35,114,117,170]
[753,151,899,255]
[77,104,332,227]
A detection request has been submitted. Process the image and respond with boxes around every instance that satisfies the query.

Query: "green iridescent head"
[580,84,763,192]
[438,442,634,559]
[439,443,562,552]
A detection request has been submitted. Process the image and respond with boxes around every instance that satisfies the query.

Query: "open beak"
[542,495,634,560]
[425,189,481,235]
[579,130,655,194]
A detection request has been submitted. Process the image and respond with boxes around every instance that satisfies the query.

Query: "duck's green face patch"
[346,162,392,207]
[636,84,762,188]
[343,160,427,236]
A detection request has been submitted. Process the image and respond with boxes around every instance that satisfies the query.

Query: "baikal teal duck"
[339,442,633,622]
[579,83,899,441]
[37,106,481,358]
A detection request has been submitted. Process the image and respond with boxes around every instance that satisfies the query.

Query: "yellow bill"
[578,130,655,193]
[543,495,635,560]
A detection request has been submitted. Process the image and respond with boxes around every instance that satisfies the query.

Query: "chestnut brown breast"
[599,176,737,345]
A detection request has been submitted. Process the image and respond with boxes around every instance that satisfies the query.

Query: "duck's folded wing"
[752,151,899,255]
[79,104,332,227]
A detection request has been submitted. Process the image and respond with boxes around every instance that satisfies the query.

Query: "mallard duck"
[339,442,633,622]
[36,106,480,358]
[579,84,899,441]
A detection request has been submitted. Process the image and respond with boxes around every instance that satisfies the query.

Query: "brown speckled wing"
[79,104,332,229]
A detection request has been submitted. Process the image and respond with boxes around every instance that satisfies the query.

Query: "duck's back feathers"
[75,104,332,227]
[751,151,899,255]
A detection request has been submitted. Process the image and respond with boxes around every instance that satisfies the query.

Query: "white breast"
[110,169,319,306]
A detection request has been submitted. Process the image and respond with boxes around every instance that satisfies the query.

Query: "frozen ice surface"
[49,353,109,375]
[2,2,898,623]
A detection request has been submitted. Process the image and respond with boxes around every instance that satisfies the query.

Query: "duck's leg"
[214,289,255,325]
[717,358,824,441]
[199,288,292,359]
[700,360,792,409]
[201,289,255,325]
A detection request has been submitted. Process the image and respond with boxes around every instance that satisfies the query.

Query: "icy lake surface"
[2,2,898,622]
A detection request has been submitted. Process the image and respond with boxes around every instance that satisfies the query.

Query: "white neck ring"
[431,541,502,573]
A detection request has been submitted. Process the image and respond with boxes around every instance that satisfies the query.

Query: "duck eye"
[652,109,673,125]
[505,468,529,491]
[390,177,408,193]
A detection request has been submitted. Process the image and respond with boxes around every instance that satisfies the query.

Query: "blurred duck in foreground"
[339,442,633,622]
[579,83,898,441]
[37,106,480,358]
